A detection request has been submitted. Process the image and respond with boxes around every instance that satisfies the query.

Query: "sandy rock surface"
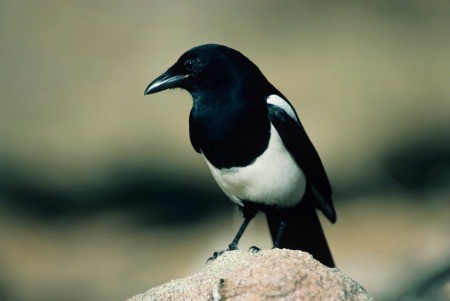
[126,249,373,301]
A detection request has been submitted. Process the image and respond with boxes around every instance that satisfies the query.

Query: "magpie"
[144,44,336,268]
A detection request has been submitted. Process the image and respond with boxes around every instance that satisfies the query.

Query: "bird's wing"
[267,102,336,223]
[189,110,202,153]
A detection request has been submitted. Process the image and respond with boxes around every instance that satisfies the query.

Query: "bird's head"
[144,44,266,96]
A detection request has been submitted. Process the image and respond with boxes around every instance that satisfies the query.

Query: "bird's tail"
[266,189,335,268]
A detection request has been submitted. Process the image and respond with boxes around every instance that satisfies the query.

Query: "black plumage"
[144,44,336,267]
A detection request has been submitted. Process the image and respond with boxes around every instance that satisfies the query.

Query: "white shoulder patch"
[266,94,299,123]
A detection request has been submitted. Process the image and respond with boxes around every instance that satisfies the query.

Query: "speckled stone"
[126,249,373,301]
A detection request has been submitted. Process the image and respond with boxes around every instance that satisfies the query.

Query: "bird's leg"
[227,216,251,250]
[207,216,253,262]
[207,205,257,262]
[273,219,287,249]
[250,218,287,253]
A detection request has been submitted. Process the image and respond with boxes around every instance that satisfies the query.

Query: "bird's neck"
[190,90,270,169]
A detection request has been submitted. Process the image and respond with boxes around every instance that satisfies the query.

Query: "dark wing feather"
[268,104,336,223]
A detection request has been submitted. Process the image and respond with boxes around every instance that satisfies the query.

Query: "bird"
[144,44,336,268]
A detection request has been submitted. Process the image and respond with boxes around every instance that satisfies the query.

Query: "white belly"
[204,124,306,208]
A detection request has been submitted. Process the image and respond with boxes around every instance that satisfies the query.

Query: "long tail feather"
[266,190,335,268]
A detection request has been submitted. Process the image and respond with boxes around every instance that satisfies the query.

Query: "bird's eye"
[184,60,196,72]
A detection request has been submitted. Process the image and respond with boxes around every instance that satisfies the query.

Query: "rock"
[126,249,373,301]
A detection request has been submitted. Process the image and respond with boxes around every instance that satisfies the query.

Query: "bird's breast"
[191,102,270,169]
[204,124,306,207]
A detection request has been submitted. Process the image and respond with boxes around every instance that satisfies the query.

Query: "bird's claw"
[206,243,238,263]
[206,251,224,263]
[248,246,261,253]
[228,242,238,251]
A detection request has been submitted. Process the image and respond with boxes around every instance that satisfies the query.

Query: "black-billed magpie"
[144,44,336,267]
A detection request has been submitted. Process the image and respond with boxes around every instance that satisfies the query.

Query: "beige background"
[1,1,449,301]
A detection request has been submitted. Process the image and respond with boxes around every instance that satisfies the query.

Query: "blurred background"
[1,1,449,300]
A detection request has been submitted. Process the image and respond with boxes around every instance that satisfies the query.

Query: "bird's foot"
[206,250,226,263]
[248,246,261,253]
[206,243,238,263]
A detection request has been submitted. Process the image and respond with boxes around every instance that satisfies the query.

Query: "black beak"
[144,72,189,95]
